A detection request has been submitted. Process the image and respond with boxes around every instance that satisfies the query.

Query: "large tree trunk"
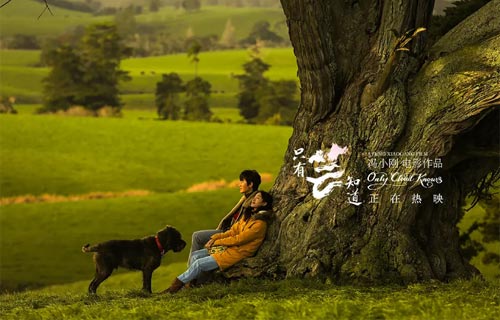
[225,0,499,284]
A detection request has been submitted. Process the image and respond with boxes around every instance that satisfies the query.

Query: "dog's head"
[156,225,186,253]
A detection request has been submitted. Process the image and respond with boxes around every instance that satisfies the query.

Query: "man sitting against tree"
[187,169,261,267]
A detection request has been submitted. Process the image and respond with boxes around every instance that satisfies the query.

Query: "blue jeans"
[188,229,223,266]
[178,249,219,284]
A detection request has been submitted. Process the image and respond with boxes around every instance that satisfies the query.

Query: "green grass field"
[0,189,264,291]
[0,113,291,197]
[0,275,498,319]
[0,112,289,291]
[121,48,297,91]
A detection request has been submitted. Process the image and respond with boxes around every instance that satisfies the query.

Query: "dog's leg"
[89,268,113,294]
[88,254,113,294]
[142,268,154,294]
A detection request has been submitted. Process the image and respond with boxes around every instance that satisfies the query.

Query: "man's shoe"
[160,278,184,294]
[184,279,198,289]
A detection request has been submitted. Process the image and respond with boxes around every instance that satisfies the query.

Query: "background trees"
[155,73,184,120]
[42,44,82,112]
[235,47,298,125]
[41,23,130,114]
[182,0,201,12]
[186,39,202,77]
[155,41,213,122]
[240,20,284,46]
[219,19,236,48]
[155,74,212,121]
[184,77,212,121]
[149,0,161,12]
[114,5,137,39]
[256,80,297,125]
[235,56,270,121]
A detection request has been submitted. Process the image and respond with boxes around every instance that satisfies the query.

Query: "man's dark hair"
[239,169,261,191]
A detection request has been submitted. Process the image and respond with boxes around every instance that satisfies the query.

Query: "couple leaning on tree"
[161,170,273,294]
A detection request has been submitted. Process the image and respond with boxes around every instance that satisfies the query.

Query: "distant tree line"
[3,17,288,56]
[166,0,282,8]
[33,0,282,15]
[8,0,490,53]
[2,2,289,53]
[112,5,288,57]
[37,0,99,13]
[35,0,141,16]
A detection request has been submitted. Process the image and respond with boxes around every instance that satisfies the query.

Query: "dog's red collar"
[155,235,165,256]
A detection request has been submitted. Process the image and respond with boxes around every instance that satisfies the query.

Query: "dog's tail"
[82,243,97,253]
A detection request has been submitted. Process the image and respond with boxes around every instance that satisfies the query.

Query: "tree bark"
[225,0,499,284]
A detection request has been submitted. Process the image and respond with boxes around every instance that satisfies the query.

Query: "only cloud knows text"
[366,172,443,190]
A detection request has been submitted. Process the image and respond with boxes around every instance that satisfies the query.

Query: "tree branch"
[401,1,500,159]
[430,0,500,60]
[406,33,500,160]
[0,0,12,9]
[0,0,54,18]
[38,0,54,20]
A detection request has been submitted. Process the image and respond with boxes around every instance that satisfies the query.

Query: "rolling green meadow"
[1,2,499,319]
[0,47,298,110]
[0,1,287,39]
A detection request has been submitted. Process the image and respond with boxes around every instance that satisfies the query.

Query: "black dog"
[82,225,186,294]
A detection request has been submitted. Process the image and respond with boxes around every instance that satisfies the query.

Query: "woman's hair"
[243,190,273,220]
[258,191,273,211]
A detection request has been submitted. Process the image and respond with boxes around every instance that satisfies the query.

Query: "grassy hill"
[0,1,102,37]
[0,48,297,108]
[0,1,287,39]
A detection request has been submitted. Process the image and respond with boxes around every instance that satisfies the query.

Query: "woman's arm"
[210,224,237,241]
[213,221,266,247]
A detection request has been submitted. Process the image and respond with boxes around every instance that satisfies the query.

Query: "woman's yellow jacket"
[210,210,273,270]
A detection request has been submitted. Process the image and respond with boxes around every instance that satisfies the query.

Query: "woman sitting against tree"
[161,190,273,294]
